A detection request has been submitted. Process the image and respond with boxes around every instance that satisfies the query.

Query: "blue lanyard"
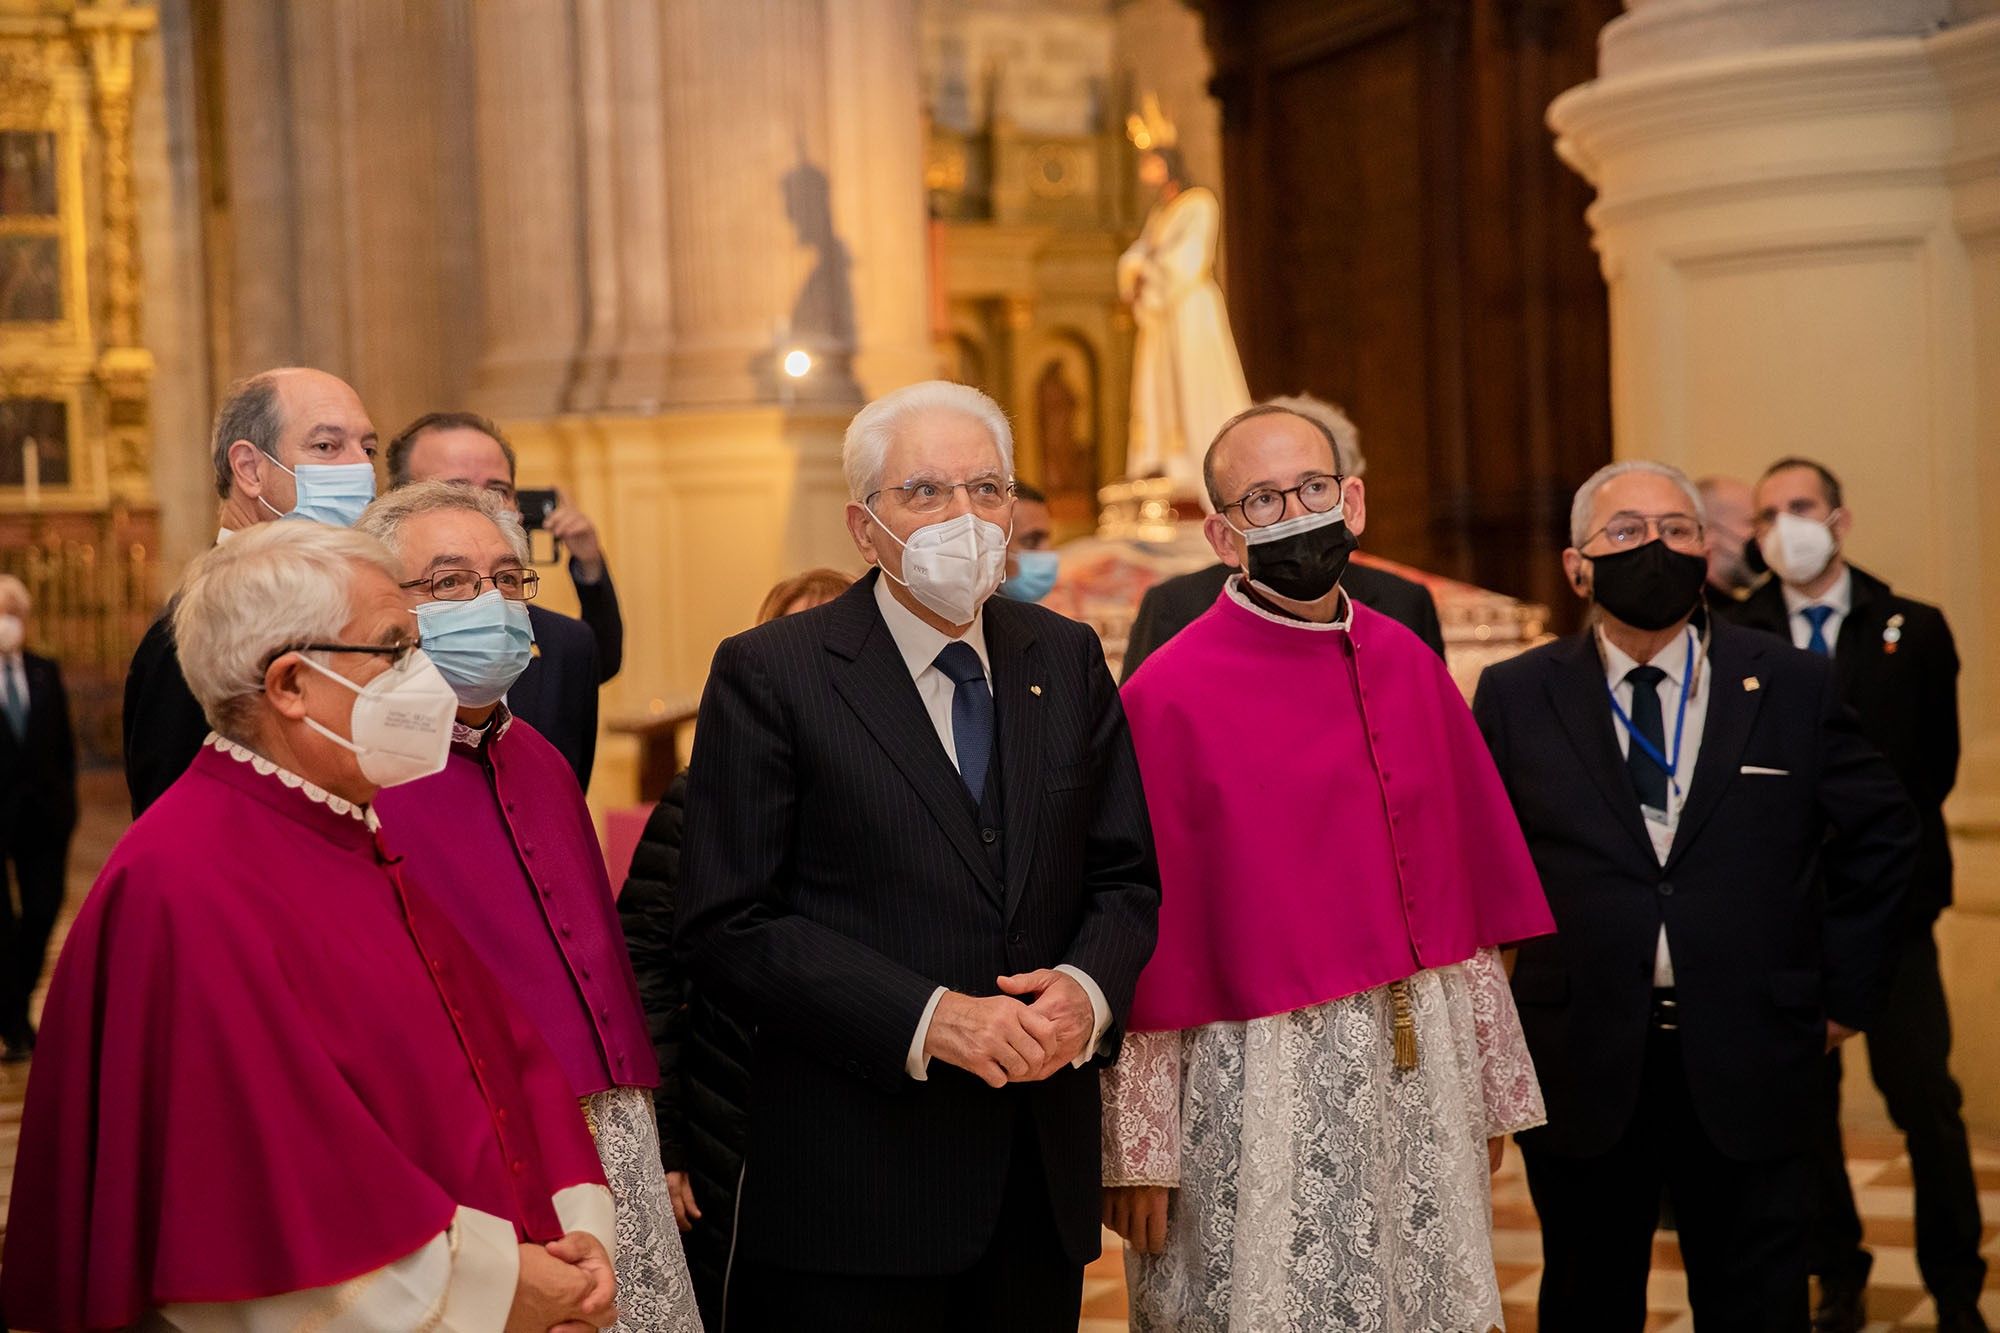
[1606,629,1696,797]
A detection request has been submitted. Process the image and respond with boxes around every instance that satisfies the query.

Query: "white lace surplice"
[585,1085,701,1333]
[1102,949,1545,1333]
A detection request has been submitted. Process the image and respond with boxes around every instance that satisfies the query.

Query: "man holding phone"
[387,411,624,788]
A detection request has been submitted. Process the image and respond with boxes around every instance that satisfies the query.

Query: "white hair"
[841,380,1014,501]
[1570,459,1707,546]
[354,479,530,566]
[1262,394,1365,476]
[172,522,404,740]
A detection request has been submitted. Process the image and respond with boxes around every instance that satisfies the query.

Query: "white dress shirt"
[1599,625,1708,988]
[872,575,1112,1080]
[1781,566,1852,653]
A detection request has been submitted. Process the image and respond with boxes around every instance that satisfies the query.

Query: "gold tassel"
[1390,980,1418,1071]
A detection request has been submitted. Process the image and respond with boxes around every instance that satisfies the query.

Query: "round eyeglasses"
[1222,474,1343,529]
[398,567,540,601]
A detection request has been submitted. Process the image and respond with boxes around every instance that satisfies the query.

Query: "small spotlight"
[782,349,813,379]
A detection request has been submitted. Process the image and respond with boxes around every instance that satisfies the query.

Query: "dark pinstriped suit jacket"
[676,571,1161,1276]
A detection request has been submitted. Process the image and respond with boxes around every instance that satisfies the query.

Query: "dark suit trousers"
[1811,928,1986,1306]
[0,835,68,1037]
[1524,1028,1812,1333]
[731,1113,1084,1333]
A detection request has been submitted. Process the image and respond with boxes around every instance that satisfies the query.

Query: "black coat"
[570,560,625,682]
[0,652,78,848]
[515,604,603,790]
[1472,621,1916,1161]
[122,610,209,818]
[619,768,750,1328]
[1715,565,1958,923]
[675,571,1160,1275]
[1120,558,1445,682]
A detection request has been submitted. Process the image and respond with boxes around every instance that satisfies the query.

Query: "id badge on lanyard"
[1607,629,1697,828]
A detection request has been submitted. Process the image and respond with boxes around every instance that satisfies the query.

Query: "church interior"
[2,0,2000,1326]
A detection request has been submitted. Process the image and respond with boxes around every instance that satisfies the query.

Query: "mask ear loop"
[256,453,300,520]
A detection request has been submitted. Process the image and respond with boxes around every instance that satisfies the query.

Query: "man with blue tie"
[0,575,76,1062]
[1473,460,1916,1330]
[1717,458,1984,1333]
[676,380,1160,1330]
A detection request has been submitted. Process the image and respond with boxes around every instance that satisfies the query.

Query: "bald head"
[211,367,377,525]
[1202,406,1343,513]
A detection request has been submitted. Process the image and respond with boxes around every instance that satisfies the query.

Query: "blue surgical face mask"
[414,590,535,707]
[260,456,377,528]
[1000,549,1061,603]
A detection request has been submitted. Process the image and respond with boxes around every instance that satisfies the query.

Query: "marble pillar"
[1551,0,2000,1126]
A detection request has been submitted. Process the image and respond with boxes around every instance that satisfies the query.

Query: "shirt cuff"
[906,985,947,1081]
[553,1181,617,1259]
[1055,964,1113,1068]
[445,1206,522,1331]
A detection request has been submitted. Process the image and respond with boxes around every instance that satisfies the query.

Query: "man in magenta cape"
[1100,405,1555,1330]
[359,482,695,1332]
[2,523,617,1331]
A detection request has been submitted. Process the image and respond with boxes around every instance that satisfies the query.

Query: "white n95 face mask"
[1761,511,1838,586]
[296,648,459,788]
[873,511,1010,626]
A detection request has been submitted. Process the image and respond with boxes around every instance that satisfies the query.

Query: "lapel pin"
[1883,613,1903,654]
[1743,677,1760,692]
[1029,684,1043,696]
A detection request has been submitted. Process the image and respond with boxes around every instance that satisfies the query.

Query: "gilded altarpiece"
[0,0,160,762]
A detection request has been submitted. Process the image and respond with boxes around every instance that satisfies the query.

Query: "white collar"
[1781,566,1852,619]
[872,571,990,682]
[1223,573,1352,632]
[1597,624,1703,693]
[206,732,380,830]
[215,526,236,544]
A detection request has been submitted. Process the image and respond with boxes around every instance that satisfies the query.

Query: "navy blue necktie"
[935,641,992,803]
[1802,605,1835,657]
[1624,664,1668,815]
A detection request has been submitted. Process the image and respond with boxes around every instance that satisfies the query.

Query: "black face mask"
[1585,539,1708,631]
[1241,510,1358,604]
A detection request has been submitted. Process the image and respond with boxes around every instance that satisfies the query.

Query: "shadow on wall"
[751,158,862,404]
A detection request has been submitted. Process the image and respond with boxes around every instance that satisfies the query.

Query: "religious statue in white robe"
[1118,105,1251,497]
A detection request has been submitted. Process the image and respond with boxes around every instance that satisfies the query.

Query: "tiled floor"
[4,776,1998,1331]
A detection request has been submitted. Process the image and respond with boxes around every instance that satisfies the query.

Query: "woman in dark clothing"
[619,568,853,1331]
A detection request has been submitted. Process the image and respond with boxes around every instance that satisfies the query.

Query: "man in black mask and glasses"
[1470,459,1917,1331]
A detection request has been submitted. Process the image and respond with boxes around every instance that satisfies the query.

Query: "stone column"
[1551,0,2000,1126]
[468,0,585,419]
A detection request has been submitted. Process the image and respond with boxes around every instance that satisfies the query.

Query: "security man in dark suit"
[0,576,77,1061]
[677,381,1159,1331]
[1472,459,1916,1331]
[386,411,623,789]
[1120,394,1444,677]
[123,368,380,816]
[1716,457,1984,1333]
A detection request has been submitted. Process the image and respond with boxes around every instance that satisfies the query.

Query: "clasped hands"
[923,969,1095,1089]
[506,1231,618,1333]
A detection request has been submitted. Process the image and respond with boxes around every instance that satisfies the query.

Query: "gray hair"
[841,380,1014,502]
[210,370,290,500]
[172,522,404,740]
[354,480,530,566]
[1262,394,1365,476]
[1569,459,1707,546]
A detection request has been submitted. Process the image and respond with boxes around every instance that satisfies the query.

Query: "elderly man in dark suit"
[1472,459,1916,1331]
[1120,393,1444,678]
[0,575,76,1061]
[1716,457,1983,1333]
[676,380,1160,1331]
[123,367,379,815]
[386,411,622,789]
